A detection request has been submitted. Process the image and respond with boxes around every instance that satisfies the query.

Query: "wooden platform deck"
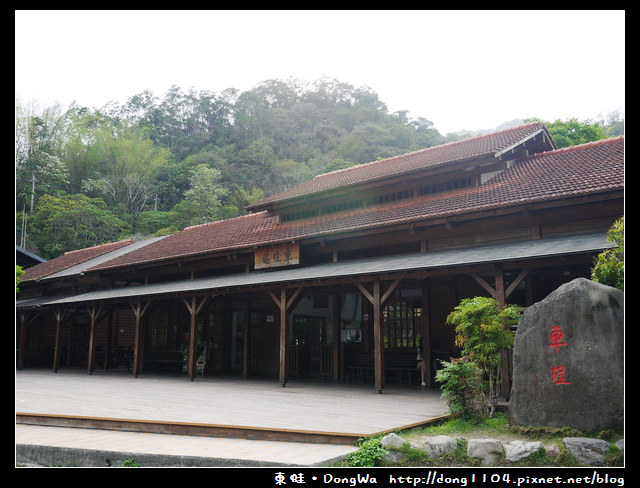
[16,369,450,445]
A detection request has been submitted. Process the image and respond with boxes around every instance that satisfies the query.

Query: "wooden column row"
[19,264,530,398]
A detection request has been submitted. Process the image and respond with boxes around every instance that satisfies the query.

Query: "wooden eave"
[23,232,612,310]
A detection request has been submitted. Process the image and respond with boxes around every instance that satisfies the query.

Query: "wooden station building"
[16,122,624,394]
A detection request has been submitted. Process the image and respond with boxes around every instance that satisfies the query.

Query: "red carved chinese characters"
[548,325,568,352]
[551,365,572,385]
[549,325,571,385]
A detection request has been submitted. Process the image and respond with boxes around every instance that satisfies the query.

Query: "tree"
[181,164,230,225]
[322,159,357,174]
[17,77,454,256]
[15,102,71,212]
[78,122,172,222]
[16,265,25,293]
[591,217,624,290]
[527,117,606,148]
[443,297,521,417]
[31,194,130,259]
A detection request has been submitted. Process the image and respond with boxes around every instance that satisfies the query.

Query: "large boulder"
[509,278,623,432]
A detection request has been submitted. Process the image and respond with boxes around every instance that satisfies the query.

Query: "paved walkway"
[16,369,449,467]
[16,424,358,467]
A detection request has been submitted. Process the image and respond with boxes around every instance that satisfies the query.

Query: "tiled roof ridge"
[313,121,545,181]
[61,239,133,256]
[524,135,624,159]
[183,211,269,230]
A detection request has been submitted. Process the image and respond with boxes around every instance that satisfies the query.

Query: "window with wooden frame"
[148,310,169,348]
[383,300,422,349]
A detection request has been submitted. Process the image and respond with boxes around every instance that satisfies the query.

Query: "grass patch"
[401,412,514,441]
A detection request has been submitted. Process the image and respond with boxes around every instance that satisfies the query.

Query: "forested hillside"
[15,77,624,260]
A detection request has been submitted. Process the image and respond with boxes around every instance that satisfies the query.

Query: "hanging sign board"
[255,243,300,270]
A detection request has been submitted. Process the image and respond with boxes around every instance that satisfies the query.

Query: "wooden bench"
[146,350,183,373]
[347,353,420,385]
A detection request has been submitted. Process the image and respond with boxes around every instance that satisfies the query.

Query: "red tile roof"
[247,121,553,210]
[88,135,623,272]
[22,129,623,280]
[21,239,133,282]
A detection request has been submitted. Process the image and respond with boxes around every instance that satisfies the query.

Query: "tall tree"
[181,164,230,225]
[31,194,129,259]
[528,117,606,148]
[15,102,70,210]
[78,121,172,222]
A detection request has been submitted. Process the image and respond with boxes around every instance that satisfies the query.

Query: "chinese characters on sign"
[254,243,300,270]
[548,324,571,385]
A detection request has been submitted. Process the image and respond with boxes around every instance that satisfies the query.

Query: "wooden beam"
[505,268,531,300]
[267,290,281,308]
[286,288,303,310]
[354,282,374,305]
[471,272,496,297]
[381,278,402,305]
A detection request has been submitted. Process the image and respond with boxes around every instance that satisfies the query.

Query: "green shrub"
[435,357,486,419]
[345,437,387,467]
[120,458,141,467]
[444,297,521,416]
[591,217,624,290]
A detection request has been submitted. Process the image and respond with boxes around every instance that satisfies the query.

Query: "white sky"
[15,10,625,135]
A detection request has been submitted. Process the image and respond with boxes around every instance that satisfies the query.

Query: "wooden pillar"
[52,309,69,373]
[16,311,38,370]
[103,309,119,371]
[355,278,401,393]
[470,266,531,401]
[495,266,505,307]
[331,294,341,383]
[130,300,150,378]
[421,284,432,388]
[86,304,104,375]
[372,279,384,393]
[182,296,209,381]
[278,288,288,386]
[243,300,250,378]
[268,287,302,387]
